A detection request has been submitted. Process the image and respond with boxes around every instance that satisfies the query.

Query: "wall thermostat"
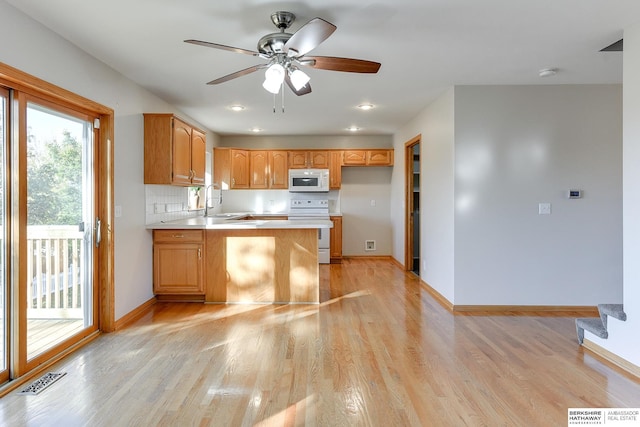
[568,189,582,199]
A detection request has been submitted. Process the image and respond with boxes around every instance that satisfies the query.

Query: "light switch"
[370,199,376,207]
[115,205,122,218]
[538,203,551,215]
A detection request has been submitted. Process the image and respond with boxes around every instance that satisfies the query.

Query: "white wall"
[589,22,640,367]
[220,135,391,150]
[454,85,622,305]
[0,1,217,320]
[392,89,456,302]
[340,167,393,255]
[392,84,622,306]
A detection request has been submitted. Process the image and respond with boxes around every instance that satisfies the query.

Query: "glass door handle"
[95,217,101,248]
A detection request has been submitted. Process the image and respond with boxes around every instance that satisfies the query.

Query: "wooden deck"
[0,319,84,363]
[27,319,84,359]
[1,258,639,425]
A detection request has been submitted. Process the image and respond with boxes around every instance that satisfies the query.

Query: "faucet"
[204,184,213,217]
[204,183,223,217]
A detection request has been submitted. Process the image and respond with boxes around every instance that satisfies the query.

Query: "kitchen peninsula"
[147,216,332,304]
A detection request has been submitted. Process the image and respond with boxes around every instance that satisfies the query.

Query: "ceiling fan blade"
[284,74,312,96]
[284,18,336,57]
[184,39,259,57]
[303,56,381,73]
[207,65,265,85]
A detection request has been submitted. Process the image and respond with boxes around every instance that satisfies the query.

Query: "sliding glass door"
[23,98,98,365]
[0,64,112,388]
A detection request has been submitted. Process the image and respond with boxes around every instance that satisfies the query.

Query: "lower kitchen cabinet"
[153,230,204,297]
[330,216,343,263]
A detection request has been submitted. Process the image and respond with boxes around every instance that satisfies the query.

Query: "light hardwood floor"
[1,258,639,426]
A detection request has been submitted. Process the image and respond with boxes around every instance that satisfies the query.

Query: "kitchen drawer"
[153,229,204,243]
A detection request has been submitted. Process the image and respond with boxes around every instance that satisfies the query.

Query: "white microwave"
[288,169,329,192]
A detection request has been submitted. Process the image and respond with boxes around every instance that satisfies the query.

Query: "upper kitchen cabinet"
[214,148,249,189]
[342,149,394,167]
[249,150,288,189]
[329,150,343,189]
[268,150,288,189]
[144,114,207,186]
[288,150,329,169]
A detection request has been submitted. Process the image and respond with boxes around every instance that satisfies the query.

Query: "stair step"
[598,304,626,322]
[576,318,608,345]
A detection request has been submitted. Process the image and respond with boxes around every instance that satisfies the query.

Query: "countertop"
[146,214,334,230]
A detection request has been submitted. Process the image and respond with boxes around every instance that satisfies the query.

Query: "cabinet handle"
[172,234,185,238]
[198,248,201,259]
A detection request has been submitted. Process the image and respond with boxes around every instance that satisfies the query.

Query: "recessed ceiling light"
[229,105,245,111]
[538,68,558,77]
[357,103,375,111]
[346,126,361,132]
[250,127,262,133]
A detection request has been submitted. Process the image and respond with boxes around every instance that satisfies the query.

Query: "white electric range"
[288,198,330,264]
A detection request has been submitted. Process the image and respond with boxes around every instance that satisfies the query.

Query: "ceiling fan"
[185,11,381,96]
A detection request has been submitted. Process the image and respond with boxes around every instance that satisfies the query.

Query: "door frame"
[0,61,115,379]
[404,135,421,271]
[0,86,8,384]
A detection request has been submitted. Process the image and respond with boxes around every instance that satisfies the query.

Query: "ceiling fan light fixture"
[289,69,310,90]
[263,63,285,94]
[229,105,245,111]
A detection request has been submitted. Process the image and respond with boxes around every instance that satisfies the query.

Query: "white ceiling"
[6,0,639,136]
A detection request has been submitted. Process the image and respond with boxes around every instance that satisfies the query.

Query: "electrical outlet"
[365,240,376,251]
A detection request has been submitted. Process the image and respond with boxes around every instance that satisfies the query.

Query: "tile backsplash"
[145,185,222,224]
[145,185,340,224]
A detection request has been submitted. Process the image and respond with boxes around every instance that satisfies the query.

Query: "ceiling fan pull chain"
[272,92,276,113]
[282,82,285,113]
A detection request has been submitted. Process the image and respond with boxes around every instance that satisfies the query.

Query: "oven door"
[317,227,330,264]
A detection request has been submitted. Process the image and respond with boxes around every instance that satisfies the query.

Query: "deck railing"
[27,225,84,319]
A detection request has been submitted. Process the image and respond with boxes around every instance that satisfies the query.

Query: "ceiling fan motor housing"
[257,32,293,55]
[271,11,295,30]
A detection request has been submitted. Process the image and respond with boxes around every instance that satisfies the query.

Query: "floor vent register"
[19,372,67,395]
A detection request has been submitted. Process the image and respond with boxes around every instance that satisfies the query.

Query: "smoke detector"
[538,68,558,78]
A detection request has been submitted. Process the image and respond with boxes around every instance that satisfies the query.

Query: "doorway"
[404,135,421,275]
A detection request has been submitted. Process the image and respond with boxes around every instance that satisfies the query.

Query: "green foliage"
[27,130,82,225]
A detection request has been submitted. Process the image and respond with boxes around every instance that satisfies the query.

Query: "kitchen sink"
[207,213,247,219]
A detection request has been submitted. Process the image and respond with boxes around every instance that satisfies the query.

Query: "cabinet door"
[342,150,367,165]
[329,151,342,189]
[269,150,289,189]
[288,151,308,169]
[250,150,269,188]
[367,149,393,166]
[330,216,343,262]
[309,151,329,168]
[172,118,193,185]
[191,128,206,185]
[230,149,250,188]
[153,243,204,294]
